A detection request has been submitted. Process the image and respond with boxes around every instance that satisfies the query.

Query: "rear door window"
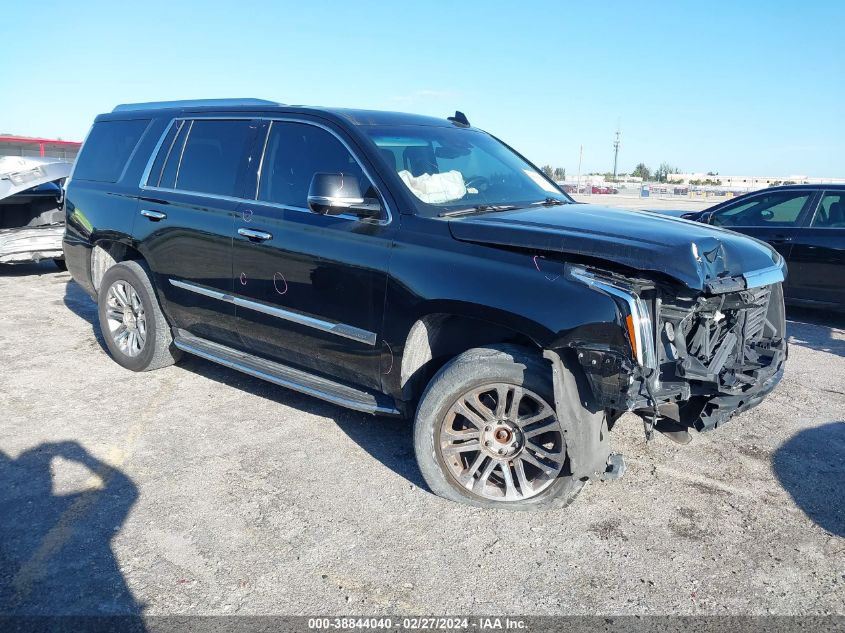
[171,120,254,197]
[146,120,187,188]
[73,119,150,182]
[810,193,845,228]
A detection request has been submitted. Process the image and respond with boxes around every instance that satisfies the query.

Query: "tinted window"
[811,193,845,228]
[258,122,369,208]
[157,121,190,190]
[73,119,150,182]
[146,120,185,188]
[710,191,810,227]
[173,120,253,197]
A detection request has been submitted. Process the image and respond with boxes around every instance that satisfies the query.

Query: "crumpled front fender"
[543,348,610,480]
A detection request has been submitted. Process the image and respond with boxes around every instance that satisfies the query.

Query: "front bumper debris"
[575,281,787,433]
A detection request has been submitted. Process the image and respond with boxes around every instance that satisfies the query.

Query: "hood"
[0,156,73,201]
[447,203,781,291]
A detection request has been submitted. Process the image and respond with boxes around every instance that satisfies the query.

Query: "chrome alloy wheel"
[104,280,147,357]
[438,383,566,501]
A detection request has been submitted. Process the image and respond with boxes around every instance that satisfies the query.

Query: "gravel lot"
[572,193,715,212]
[1,261,843,617]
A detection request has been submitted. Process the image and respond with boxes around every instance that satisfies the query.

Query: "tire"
[97,260,181,372]
[414,345,585,510]
[53,258,67,271]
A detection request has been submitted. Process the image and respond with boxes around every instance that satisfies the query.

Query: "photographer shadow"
[0,441,144,626]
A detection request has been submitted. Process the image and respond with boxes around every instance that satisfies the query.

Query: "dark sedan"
[666,185,845,311]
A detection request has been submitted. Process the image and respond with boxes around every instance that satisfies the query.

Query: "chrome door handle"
[140,209,167,221]
[238,228,272,241]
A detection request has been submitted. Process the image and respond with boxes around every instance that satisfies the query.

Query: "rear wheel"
[97,260,181,372]
[414,345,584,509]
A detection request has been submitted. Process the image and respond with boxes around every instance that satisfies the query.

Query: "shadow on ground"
[63,279,108,352]
[0,441,144,628]
[0,260,66,277]
[786,307,845,360]
[179,355,426,489]
[773,421,845,537]
[61,280,427,490]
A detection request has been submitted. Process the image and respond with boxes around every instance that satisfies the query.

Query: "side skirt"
[173,329,402,417]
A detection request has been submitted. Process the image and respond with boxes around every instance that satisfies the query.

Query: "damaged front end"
[0,156,72,264]
[565,260,787,443]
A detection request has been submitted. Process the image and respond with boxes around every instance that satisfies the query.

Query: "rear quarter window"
[73,119,151,183]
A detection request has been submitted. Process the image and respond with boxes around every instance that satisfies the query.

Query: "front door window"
[710,191,811,227]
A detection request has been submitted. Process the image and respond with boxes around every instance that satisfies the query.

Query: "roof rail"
[112,98,281,113]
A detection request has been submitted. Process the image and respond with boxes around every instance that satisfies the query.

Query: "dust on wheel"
[96,260,181,372]
[103,279,147,357]
[437,383,565,501]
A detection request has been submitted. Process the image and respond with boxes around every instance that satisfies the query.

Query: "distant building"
[668,172,845,189]
[0,136,81,162]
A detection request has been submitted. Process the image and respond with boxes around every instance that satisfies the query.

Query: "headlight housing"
[566,263,657,372]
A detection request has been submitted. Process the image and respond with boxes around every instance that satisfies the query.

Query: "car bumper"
[0,225,64,264]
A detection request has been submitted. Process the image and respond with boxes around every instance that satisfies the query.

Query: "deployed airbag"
[398,169,466,204]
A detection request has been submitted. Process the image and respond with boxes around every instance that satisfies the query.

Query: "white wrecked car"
[0,156,72,267]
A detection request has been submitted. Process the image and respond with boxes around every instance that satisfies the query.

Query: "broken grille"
[742,285,772,342]
[663,283,779,386]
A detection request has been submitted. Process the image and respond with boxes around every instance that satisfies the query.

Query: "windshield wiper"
[532,197,569,206]
[439,204,520,218]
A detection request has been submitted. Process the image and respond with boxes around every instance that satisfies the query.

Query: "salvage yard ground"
[1,261,843,616]
[572,193,716,212]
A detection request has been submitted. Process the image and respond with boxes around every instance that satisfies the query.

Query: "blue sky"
[3,0,843,176]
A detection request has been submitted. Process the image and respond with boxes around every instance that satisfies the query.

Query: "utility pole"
[577,145,583,193]
[612,126,621,180]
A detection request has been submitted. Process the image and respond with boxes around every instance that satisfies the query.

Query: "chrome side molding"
[168,278,377,346]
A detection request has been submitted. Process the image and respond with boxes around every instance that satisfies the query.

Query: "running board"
[173,330,401,416]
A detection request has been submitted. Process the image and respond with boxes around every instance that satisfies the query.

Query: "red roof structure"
[0,136,81,159]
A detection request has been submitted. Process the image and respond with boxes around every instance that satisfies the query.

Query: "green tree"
[654,162,679,183]
[632,163,651,181]
[553,167,566,181]
[541,165,554,178]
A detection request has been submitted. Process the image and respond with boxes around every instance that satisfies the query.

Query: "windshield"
[362,125,572,214]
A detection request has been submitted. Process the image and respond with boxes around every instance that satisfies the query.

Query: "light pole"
[577,145,583,193]
[612,128,621,180]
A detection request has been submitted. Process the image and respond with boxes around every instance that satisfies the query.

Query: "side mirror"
[307,173,382,219]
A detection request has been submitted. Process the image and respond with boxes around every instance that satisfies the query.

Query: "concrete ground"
[573,193,716,212]
[0,261,843,617]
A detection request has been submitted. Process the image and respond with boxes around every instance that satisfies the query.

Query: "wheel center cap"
[494,427,512,444]
[123,310,136,328]
[482,421,522,458]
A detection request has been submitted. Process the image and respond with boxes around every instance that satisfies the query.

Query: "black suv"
[64,99,787,509]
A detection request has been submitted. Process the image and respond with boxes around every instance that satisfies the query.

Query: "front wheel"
[414,345,584,509]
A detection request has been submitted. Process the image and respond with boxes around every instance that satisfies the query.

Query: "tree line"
[541,166,566,181]
[631,162,684,183]
[539,162,686,183]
